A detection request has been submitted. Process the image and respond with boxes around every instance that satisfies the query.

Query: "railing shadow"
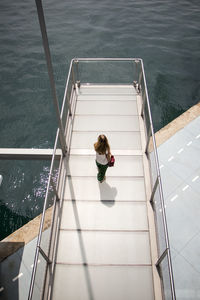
[67,172,95,300]
[98,181,117,207]
[0,241,25,300]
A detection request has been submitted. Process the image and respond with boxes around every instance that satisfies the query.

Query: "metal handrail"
[28,128,61,300]
[28,59,77,299]
[74,57,141,61]
[140,60,176,299]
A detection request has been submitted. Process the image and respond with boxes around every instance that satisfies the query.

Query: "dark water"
[0,0,200,239]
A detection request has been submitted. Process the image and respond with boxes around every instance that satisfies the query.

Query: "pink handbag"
[108,155,115,167]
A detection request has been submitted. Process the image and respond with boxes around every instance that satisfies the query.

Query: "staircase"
[51,85,158,300]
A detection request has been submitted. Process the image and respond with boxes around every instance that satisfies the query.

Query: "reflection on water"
[0,160,59,240]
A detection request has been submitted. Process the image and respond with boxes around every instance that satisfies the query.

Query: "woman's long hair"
[94,134,110,154]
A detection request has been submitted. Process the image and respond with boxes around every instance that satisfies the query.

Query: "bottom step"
[52,264,154,300]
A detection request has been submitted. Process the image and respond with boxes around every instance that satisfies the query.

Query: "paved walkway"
[157,116,200,300]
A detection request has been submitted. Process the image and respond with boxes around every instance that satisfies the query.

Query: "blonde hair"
[94,134,110,154]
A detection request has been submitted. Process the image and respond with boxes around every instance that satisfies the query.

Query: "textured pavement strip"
[192,175,199,182]
[165,132,200,162]
[170,195,178,202]
[182,185,189,191]
[168,156,174,162]
[177,148,184,154]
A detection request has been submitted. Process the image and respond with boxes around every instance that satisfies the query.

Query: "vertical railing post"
[35,0,67,156]
[145,127,151,155]
[134,59,140,82]
[140,92,146,117]
[150,177,159,204]
[74,59,79,83]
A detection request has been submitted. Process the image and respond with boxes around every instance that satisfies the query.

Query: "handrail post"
[156,248,168,268]
[39,246,52,264]
[74,59,79,83]
[50,177,60,201]
[150,177,159,204]
[134,59,140,82]
[145,127,151,155]
[35,0,67,156]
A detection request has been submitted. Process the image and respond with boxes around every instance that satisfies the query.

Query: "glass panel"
[31,252,47,300]
[73,61,79,82]
[39,154,60,256]
[143,96,151,141]
[159,253,174,300]
[78,60,137,84]
[153,187,167,256]
[140,75,146,101]
[149,147,159,187]
[61,67,74,132]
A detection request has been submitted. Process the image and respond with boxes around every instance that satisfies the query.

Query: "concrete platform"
[156,114,200,300]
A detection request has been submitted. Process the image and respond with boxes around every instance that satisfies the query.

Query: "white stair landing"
[53,265,154,300]
[73,115,140,132]
[66,155,144,177]
[57,230,151,265]
[71,131,142,150]
[75,100,138,115]
[61,201,148,231]
[51,84,158,300]
[64,176,146,201]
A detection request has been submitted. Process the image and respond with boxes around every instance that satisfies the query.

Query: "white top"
[96,152,108,165]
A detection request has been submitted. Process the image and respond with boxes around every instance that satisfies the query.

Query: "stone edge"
[0,207,52,262]
[154,102,200,148]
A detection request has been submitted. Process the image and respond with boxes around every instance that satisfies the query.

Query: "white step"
[70,131,142,150]
[52,265,154,300]
[61,201,148,231]
[64,176,146,201]
[70,149,142,156]
[75,100,138,115]
[77,94,137,101]
[66,155,144,177]
[56,230,151,265]
[79,85,136,95]
[73,115,140,131]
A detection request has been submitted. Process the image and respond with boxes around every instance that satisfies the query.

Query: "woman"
[94,134,111,183]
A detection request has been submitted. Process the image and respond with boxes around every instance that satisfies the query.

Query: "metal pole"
[35,0,67,156]
[28,128,60,300]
